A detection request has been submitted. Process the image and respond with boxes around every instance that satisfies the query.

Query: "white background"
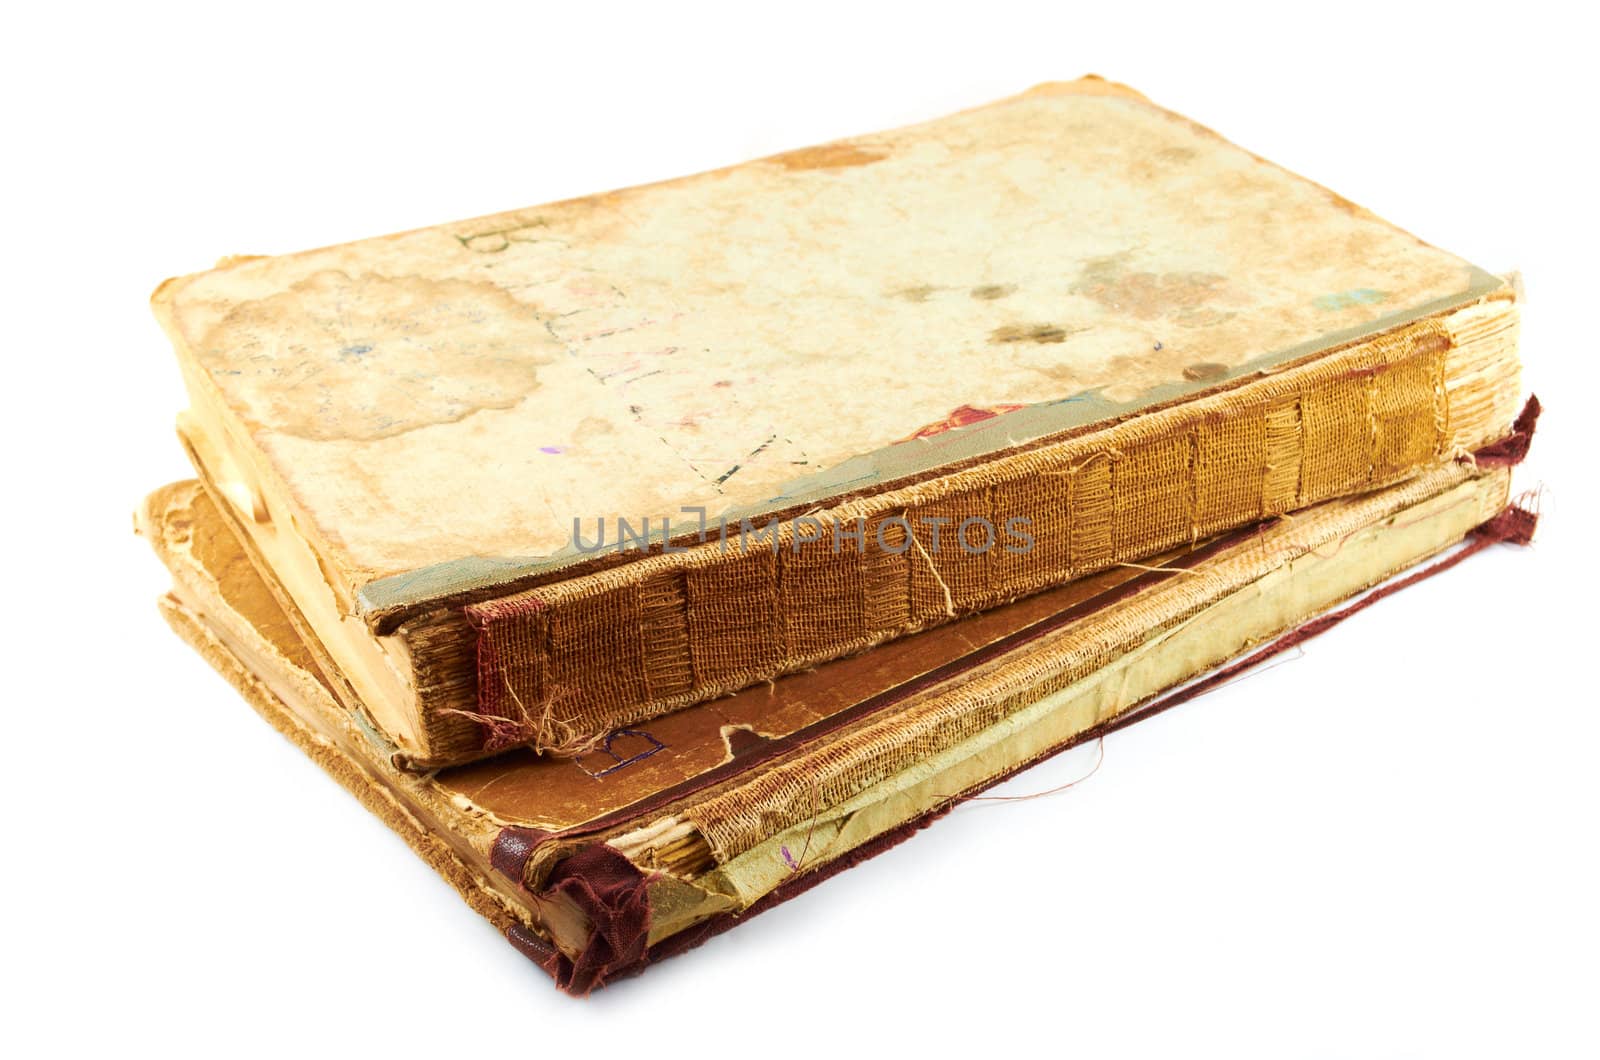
[5,2,1595,1056]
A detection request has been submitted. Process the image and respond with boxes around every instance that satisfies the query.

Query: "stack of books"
[138,77,1536,994]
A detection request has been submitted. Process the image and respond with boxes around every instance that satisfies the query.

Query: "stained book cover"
[153,77,1522,764]
[140,451,1529,992]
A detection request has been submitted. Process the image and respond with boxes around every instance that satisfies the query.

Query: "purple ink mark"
[781,845,799,870]
[539,446,565,455]
[575,729,666,778]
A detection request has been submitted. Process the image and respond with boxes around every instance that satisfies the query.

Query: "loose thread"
[781,769,823,874]
[1111,559,1208,577]
[964,737,1107,803]
[1094,502,1537,742]
[1042,447,1124,478]
[1304,491,1480,563]
[907,521,957,618]
[442,676,600,757]
[942,502,1536,814]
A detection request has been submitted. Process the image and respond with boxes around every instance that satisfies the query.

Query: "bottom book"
[139,460,1530,994]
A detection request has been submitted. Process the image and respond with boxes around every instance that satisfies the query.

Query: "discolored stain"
[1313,288,1390,312]
[197,270,556,442]
[969,284,1016,301]
[1070,254,1240,325]
[1182,361,1230,382]
[894,285,940,303]
[769,142,889,171]
[1127,145,1198,182]
[721,725,772,760]
[453,215,550,254]
[902,403,1027,442]
[991,323,1072,345]
[1322,190,1374,218]
[1411,330,1454,357]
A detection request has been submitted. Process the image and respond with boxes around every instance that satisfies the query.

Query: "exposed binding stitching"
[463,324,1517,755]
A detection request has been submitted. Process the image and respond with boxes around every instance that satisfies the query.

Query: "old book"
[153,77,1523,766]
[140,453,1531,993]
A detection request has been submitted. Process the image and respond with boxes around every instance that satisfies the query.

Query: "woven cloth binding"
[466,314,1509,754]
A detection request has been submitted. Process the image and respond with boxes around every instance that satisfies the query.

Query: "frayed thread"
[1093,498,1540,743]
[443,674,607,757]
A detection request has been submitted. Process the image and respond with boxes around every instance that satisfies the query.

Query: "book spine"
[458,300,1520,756]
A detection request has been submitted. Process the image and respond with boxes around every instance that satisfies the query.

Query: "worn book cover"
[141,447,1532,991]
[154,77,1522,765]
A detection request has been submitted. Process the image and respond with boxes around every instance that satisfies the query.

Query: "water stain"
[1071,254,1236,324]
[1182,361,1229,382]
[991,323,1072,345]
[769,142,889,171]
[970,284,1016,301]
[198,270,556,442]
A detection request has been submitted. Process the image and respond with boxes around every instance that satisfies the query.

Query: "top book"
[153,78,1521,766]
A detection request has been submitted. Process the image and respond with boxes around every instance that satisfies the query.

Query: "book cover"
[154,77,1522,764]
[141,449,1530,992]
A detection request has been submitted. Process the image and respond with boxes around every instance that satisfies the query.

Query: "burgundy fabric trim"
[494,826,658,994]
[507,810,955,996]
[536,844,654,996]
[490,826,552,882]
[1472,395,1541,468]
[464,594,546,733]
[496,839,656,996]
[505,923,563,978]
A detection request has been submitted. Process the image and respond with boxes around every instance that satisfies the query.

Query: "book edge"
[148,77,1507,618]
[140,461,1534,994]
